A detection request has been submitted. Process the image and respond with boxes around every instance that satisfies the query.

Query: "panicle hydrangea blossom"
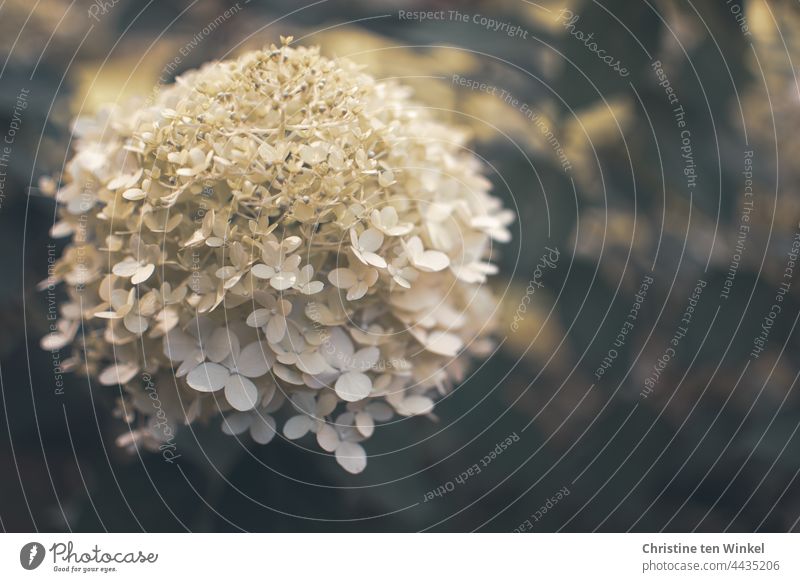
[42,39,513,473]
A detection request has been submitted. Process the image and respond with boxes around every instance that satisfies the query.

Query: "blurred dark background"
[1,0,799,532]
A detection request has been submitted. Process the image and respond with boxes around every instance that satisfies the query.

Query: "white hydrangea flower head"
[43,38,513,474]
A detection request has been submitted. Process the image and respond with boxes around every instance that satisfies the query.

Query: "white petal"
[328,268,357,289]
[107,170,140,190]
[414,250,450,272]
[270,272,297,290]
[250,264,275,279]
[362,252,387,269]
[404,236,424,259]
[335,371,372,402]
[295,351,328,375]
[176,353,202,377]
[380,206,398,226]
[94,310,123,320]
[355,412,375,437]
[303,372,336,389]
[162,329,197,361]
[425,330,463,357]
[265,315,287,343]
[112,258,140,277]
[224,374,259,411]
[386,224,413,236]
[236,341,273,378]
[283,415,314,440]
[273,363,304,385]
[186,362,229,392]
[122,188,146,201]
[316,424,340,452]
[132,263,155,285]
[246,308,270,328]
[205,327,238,363]
[359,228,384,252]
[335,441,367,474]
[283,236,302,253]
[364,268,379,286]
[322,327,354,368]
[365,402,394,422]
[316,392,339,416]
[335,411,355,427]
[260,382,277,407]
[291,392,316,416]
[261,241,281,266]
[300,281,324,295]
[250,414,277,444]
[393,273,412,288]
[346,282,368,301]
[123,312,148,334]
[351,347,380,372]
[399,395,435,416]
[98,363,138,386]
[300,281,325,295]
[188,316,216,342]
[295,264,314,285]
[40,331,70,351]
[426,202,453,221]
[370,209,383,227]
[221,413,251,435]
[378,169,395,188]
[265,391,285,414]
[283,255,302,272]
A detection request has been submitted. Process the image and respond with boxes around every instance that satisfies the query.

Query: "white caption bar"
[1,533,797,580]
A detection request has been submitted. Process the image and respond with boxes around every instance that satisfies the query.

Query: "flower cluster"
[42,39,513,473]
